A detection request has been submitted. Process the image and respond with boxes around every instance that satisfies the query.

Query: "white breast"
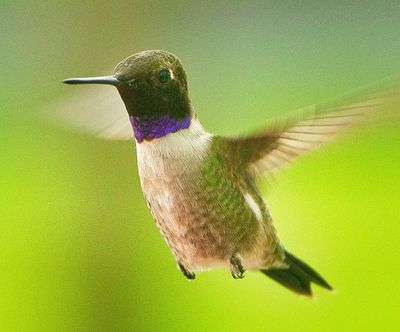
[135,119,213,258]
[135,118,212,178]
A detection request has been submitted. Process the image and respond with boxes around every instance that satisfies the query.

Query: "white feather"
[243,192,263,224]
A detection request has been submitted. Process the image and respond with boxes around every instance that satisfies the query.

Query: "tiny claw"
[231,271,245,279]
[230,254,246,279]
[179,263,196,280]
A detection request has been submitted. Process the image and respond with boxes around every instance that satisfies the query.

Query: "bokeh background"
[1,1,400,331]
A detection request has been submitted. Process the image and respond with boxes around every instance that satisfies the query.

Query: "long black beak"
[63,75,121,86]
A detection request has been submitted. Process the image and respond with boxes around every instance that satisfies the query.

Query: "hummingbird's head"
[64,50,194,142]
[113,50,191,119]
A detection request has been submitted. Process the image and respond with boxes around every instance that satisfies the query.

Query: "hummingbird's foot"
[230,254,246,279]
[179,263,196,280]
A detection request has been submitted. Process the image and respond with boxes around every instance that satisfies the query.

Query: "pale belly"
[139,166,283,272]
[140,172,230,271]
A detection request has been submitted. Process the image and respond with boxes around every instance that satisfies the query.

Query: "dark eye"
[158,68,171,83]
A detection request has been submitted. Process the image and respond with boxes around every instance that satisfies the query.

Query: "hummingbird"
[63,50,399,296]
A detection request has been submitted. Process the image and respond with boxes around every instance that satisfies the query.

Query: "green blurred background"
[1,1,400,331]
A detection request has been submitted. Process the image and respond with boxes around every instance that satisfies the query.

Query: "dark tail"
[261,250,333,296]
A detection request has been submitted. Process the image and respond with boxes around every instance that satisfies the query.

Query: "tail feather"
[261,250,333,296]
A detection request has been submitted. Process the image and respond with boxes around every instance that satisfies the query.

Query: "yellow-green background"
[1,1,400,331]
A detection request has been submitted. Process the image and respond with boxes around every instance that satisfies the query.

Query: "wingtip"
[323,282,334,291]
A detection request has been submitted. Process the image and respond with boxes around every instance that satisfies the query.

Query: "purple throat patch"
[129,114,190,142]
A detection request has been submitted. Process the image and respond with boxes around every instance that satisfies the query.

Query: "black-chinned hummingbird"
[63,50,399,296]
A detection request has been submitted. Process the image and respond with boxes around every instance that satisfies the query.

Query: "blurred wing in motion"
[220,80,400,179]
[42,85,133,140]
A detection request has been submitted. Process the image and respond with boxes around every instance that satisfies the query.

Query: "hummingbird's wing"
[221,80,400,179]
[42,86,133,140]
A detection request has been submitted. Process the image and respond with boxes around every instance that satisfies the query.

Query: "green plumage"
[196,137,281,261]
